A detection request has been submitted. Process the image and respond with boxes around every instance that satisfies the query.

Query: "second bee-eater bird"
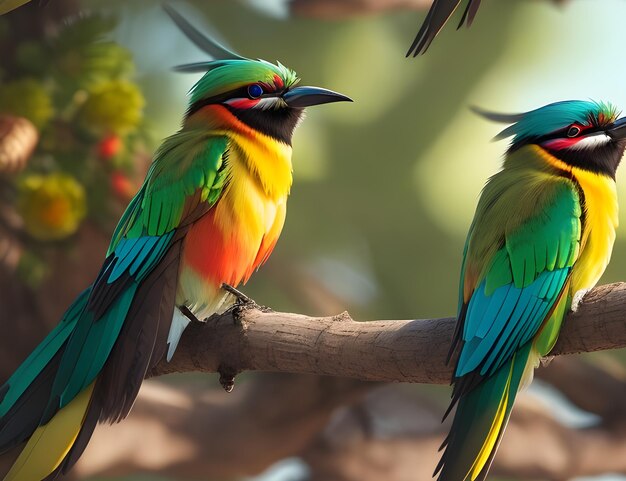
[436,100,626,481]
[0,8,351,481]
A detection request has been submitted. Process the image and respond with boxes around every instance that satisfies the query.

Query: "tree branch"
[153,282,626,384]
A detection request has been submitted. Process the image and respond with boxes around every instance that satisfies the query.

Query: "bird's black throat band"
[186,87,304,145]
[225,106,303,145]
[509,126,626,179]
[545,141,626,179]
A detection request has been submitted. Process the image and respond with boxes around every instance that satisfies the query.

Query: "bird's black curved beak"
[283,86,352,108]
[607,117,626,140]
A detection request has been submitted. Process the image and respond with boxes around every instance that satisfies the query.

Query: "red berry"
[98,134,122,159]
[110,171,136,200]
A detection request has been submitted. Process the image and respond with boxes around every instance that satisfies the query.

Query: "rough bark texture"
[153,282,626,384]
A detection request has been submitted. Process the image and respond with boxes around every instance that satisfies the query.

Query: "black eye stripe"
[187,86,250,116]
[530,124,604,145]
[186,85,288,117]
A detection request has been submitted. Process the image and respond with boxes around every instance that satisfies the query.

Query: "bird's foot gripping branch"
[220,283,269,317]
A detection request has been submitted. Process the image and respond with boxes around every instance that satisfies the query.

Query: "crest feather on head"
[164,4,299,103]
[163,4,244,72]
[472,100,619,144]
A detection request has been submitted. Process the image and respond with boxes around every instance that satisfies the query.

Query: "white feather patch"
[570,288,590,313]
[253,97,287,110]
[167,307,191,362]
[224,96,287,110]
[167,287,239,362]
[570,133,611,150]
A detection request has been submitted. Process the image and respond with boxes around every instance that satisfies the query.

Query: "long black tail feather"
[406,0,482,56]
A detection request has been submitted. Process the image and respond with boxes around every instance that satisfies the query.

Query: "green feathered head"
[165,5,351,143]
[488,100,618,144]
[474,100,626,177]
[188,59,298,106]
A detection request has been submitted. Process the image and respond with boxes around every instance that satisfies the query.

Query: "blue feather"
[456,268,569,378]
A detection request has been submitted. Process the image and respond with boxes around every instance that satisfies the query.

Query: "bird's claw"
[221,283,269,320]
[220,284,272,328]
[221,283,255,306]
[570,288,590,313]
[179,305,205,324]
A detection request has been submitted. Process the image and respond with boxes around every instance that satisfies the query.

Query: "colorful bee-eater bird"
[0,8,351,481]
[407,0,481,56]
[436,100,626,481]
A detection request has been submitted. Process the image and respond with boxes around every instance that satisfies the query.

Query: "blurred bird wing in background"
[0,0,31,15]
[163,3,245,72]
[407,0,482,56]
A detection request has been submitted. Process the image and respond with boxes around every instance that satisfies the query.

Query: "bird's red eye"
[567,125,582,138]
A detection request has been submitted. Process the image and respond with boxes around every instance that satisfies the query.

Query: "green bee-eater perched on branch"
[437,100,626,481]
[0,7,351,481]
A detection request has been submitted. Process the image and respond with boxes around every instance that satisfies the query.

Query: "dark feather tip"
[163,3,244,62]
[0,383,8,404]
[172,62,217,73]
[458,0,482,29]
[470,105,525,124]
[408,0,484,56]
[406,28,435,57]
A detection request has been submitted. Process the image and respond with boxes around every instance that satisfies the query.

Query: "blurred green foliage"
[0,12,152,285]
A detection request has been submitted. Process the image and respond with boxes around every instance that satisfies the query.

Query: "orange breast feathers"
[183,195,286,288]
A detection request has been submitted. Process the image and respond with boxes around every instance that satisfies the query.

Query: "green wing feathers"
[463,170,581,297]
[439,171,582,481]
[131,132,227,240]
[0,131,230,481]
[109,131,228,246]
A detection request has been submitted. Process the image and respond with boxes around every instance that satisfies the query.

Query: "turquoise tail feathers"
[0,287,91,453]
[41,283,138,423]
[436,343,533,481]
